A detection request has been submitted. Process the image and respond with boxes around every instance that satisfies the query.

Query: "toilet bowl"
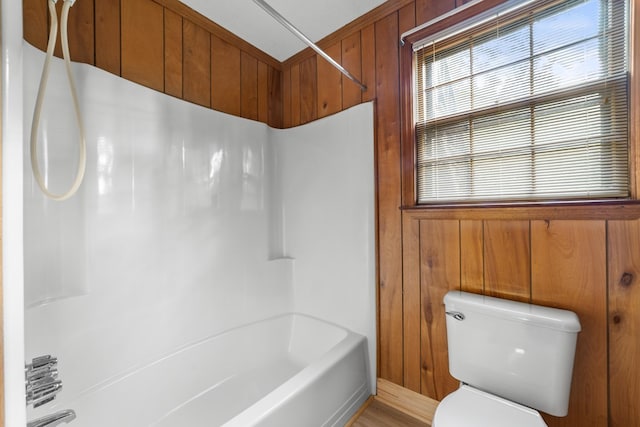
[433,291,581,427]
[432,385,547,427]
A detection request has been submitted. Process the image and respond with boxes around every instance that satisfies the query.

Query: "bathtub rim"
[52,311,367,408]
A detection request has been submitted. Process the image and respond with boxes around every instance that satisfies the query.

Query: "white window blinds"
[414,0,629,204]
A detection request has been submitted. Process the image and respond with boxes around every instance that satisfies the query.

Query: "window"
[413,0,629,204]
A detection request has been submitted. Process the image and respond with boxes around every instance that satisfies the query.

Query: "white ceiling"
[180,0,387,62]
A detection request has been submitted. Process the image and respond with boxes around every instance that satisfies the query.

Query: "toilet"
[433,291,581,427]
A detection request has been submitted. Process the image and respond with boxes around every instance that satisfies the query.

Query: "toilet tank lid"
[444,291,581,333]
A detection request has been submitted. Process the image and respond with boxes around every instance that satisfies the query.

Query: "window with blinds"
[414,0,629,204]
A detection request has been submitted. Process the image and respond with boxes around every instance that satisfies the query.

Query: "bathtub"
[57,313,370,426]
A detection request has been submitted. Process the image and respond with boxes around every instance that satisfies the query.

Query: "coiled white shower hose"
[30,0,86,201]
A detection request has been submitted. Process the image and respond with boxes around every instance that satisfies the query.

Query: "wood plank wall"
[22,0,283,128]
[279,1,640,426]
[401,211,640,427]
[21,0,640,425]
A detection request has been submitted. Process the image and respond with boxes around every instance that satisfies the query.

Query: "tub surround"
[22,42,375,424]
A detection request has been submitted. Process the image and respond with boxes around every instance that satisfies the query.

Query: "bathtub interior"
[21,41,375,426]
[37,314,364,427]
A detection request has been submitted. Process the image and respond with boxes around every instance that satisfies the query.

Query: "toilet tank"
[443,291,581,417]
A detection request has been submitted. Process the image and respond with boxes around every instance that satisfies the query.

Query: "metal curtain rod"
[252,0,367,92]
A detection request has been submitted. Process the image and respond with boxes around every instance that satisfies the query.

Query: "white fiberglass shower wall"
[17,40,375,425]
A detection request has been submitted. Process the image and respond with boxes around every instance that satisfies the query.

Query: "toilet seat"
[432,385,548,427]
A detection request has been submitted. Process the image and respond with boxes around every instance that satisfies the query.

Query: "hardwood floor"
[349,398,430,427]
[346,379,438,426]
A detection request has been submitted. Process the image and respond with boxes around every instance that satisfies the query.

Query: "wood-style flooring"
[349,398,431,427]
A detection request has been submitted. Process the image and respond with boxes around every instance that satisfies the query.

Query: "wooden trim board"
[375,378,438,425]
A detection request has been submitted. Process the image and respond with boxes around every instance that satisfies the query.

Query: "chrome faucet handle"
[27,409,76,427]
[27,366,59,384]
[27,377,63,408]
[25,355,64,408]
[27,355,58,372]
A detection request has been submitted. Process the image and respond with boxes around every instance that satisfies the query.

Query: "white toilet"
[433,291,581,427]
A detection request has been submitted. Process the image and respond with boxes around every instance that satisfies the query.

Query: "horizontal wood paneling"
[22,0,283,127]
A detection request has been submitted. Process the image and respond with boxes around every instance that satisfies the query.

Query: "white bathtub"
[57,313,370,426]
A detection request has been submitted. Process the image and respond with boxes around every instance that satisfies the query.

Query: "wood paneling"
[22,0,640,425]
[282,67,292,128]
[53,0,94,64]
[317,42,342,118]
[23,0,48,51]
[299,57,318,124]
[608,219,640,426]
[402,214,421,392]
[121,0,164,92]
[164,9,182,98]
[23,0,283,128]
[419,220,459,400]
[182,20,210,107]
[211,35,240,113]
[95,0,121,75]
[257,62,269,123]
[484,220,530,302]
[460,220,483,293]
[241,52,259,120]
[415,0,456,24]
[399,213,639,426]
[342,32,362,109]
[361,24,377,103]
[267,67,282,128]
[290,63,301,126]
[375,11,404,384]
[531,221,607,426]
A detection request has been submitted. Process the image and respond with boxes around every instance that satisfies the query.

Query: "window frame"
[399,0,640,213]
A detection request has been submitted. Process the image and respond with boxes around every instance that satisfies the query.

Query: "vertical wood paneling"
[95,0,121,76]
[282,67,292,128]
[257,62,269,124]
[341,32,363,109]
[531,220,607,427]
[54,0,94,64]
[121,0,164,91]
[460,220,483,293]
[402,214,422,392]
[419,220,460,400]
[299,56,318,124]
[399,2,416,207]
[317,42,342,118]
[268,67,282,128]
[376,11,404,385]
[483,220,530,302]
[415,0,456,24]
[211,35,240,114]
[361,24,377,103]
[608,219,640,426]
[23,0,49,51]
[290,63,301,126]
[182,21,210,107]
[164,9,183,98]
[241,51,259,120]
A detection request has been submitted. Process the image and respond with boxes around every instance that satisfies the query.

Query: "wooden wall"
[21,0,640,425]
[401,209,640,427]
[280,1,640,426]
[22,0,283,128]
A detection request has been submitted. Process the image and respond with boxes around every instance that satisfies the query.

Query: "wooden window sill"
[400,200,640,220]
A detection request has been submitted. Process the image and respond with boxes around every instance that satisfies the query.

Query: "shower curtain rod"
[252,0,368,92]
